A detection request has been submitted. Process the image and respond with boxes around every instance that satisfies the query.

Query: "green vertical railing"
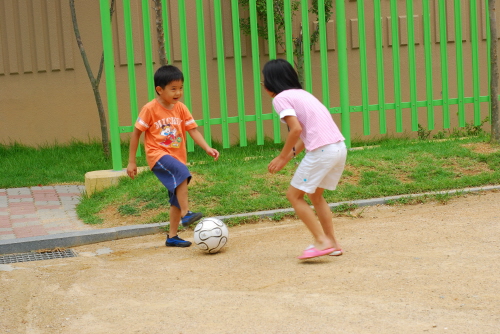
[301,0,312,92]
[390,0,402,132]
[373,0,387,134]
[454,0,465,127]
[422,0,434,130]
[141,0,154,99]
[99,0,492,171]
[214,0,229,148]
[100,0,121,171]
[195,0,211,147]
[406,0,418,131]
[249,0,264,145]
[266,0,281,143]
[356,0,369,135]
[161,0,171,64]
[438,0,450,128]
[231,0,247,147]
[336,0,350,147]
[470,0,481,125]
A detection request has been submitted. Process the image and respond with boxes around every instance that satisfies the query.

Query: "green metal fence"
[100,0,493,171]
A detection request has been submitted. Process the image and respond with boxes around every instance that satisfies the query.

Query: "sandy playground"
[1,190,499,334]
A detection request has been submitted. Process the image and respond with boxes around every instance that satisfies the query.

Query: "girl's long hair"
[262,59,302,95]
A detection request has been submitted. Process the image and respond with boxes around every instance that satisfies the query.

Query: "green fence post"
[178,0,194,151]
[438,0,450,128]
[195,0,211,147]
[301,0,312,92]
[422,0,434,130]
[373,0,386,134]
[284,0,294,64]
[454,0,465,127]
[100,0,122,171]
[318,0,331,109]
[123,0,141,157]
[214,0,229,148]
[406,0,418,131]
[141,0,155,99]
[161,0,171,64]
[231,0,247,147]
[249,0,264,145]
[266,0,281,144]
[336,0,350,147]
[390,0,402,132]
[469,0,481,125]
[356,0,369,135]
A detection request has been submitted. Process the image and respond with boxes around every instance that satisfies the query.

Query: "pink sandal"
[329,249,343,256]
[305,245,343,257]
[297,247,335,260]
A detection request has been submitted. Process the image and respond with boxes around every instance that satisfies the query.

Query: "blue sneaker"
[181,211,203,227]
[165,235,192,247]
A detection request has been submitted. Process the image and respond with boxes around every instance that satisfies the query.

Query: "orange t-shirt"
[135,99,198,168]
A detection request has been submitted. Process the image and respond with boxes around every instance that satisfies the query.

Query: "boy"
[127,65,219,247]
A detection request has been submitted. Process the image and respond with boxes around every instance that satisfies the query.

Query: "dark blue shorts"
[151,155,191,209]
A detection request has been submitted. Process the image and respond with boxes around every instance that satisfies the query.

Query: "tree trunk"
[69,0,115,158]
[490,0,500,143]
[153,0,168,65]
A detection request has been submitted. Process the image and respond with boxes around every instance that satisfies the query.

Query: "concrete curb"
[1,185,499,255]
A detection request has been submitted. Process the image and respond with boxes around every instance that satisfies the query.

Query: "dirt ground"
[1,191,499,334]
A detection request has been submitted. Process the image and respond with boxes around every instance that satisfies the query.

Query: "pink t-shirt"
[272,89,345,151]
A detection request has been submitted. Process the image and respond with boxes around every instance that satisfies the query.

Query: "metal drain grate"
[0,249,77,264]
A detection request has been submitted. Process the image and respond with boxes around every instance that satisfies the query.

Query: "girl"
[262,59,347,260]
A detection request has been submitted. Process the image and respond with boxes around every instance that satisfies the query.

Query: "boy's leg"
[307,188,341,250]
[286,185,333,250]
[168,204,182,238]
[171,178,203,228]
[175,178,189,218]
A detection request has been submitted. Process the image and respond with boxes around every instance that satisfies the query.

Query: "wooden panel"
[46,0,61,71]
[168,1,182,62]
[32,0,47,72]
[350,18,359,49]
[313,20,335,51]
[435,0,468,43]
[209,0,234,59]
[19,0,33,73]
[116,0,127,66]
[60,0,74,70]
[4,0,19,74]
[116,0,143,66]
[0,0,6,75]
[398,15,420,46]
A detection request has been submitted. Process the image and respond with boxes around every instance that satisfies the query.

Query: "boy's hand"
[207,148,220,161]
[127,162,138,179]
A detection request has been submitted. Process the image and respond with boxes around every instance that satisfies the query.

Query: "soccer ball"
[193,218,228,253]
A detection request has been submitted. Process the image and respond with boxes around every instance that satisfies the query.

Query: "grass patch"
[2,135,500,227]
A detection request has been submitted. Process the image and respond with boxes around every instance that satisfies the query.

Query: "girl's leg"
[168,178,189,237]
[307,187,341,250]
[286,185,333,250]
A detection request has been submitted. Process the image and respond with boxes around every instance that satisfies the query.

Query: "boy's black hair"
[262,59,302,95]
[154,65,184,95]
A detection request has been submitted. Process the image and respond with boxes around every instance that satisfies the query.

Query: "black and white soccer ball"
[193,218,228,253]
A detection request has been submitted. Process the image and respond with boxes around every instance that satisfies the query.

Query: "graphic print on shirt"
[156,117,183,149]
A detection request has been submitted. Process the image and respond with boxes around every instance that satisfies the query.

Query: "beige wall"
[0,0,493,147]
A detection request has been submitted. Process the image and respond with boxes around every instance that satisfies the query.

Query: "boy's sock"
[181,211,203,227]
[165,235,192,247]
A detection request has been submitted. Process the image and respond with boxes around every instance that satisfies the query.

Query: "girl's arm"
[187,128,220,160]
[127,127,143,179]
[268,115,302,173]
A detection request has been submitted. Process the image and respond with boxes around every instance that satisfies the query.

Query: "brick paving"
[0,186,92,241]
